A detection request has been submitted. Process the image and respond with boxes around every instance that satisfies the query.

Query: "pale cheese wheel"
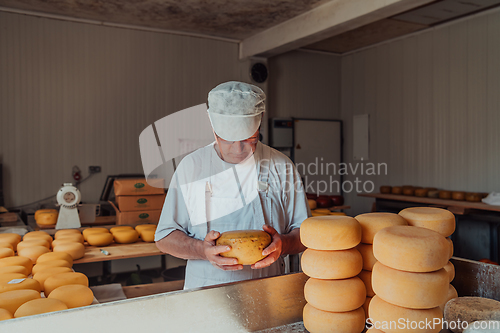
[444,261,455,283]
[356,243,377,271]
[37,251,73,265]
[373,226,449,272]
[372,262,449,309]
[54,229,82,239]
[23,231,53,245]
[0,289,40,314]
[301,248,363,279]
[0,266,28,276]
[464,321,500,333]
[17,246,51,264]
[33,266,73,291]
[0,256,33,275]
[305,277,366,312]
[44,272,88,296]
[0,278,41,294]
[54,234,84,244]
[53,242,85,260]
[82,228,110,241]
[303,303,365,333]
[34,209,57,221]
[36,212,58,226]
[308,199,317,210]
[140,229,155,243]
[0,248,14,259]
[444,297,500,333]
[48,284,94,308]
[14,298,68,317]
[0,273,27,284]
[110,226,134,234]
[135,224,157,234]
[354,213,408,244]
[301,216,362,250]
[358,270,375,297]
[399,207,456,237]
[32,260,72,275]
[17,239,51,252]
[0,308,12,320]
[0,242,13,250]
[86,232,114,247]
[368,295,443,333]
[363,297,372,317]
[0,234,21,251]
[447,238,454,259]
[439,284,458,312]
[113,230,139,244]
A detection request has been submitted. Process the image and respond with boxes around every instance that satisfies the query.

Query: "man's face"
[214,129,259,164]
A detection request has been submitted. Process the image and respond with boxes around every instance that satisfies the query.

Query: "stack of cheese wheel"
[399,207,458,311]
[110,226,139,244]
[370,225,451,333]
[300,216,365,333]
[52,229,85,260]
[354,213,408,319]
[83,227,114,247]
[135,224,157,243]
[18,231,53,264]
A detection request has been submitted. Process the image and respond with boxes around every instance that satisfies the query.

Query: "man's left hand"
[252,225,282,269]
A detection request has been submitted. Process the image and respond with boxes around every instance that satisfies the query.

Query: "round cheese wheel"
[216,230,272,265]
[0,242,13,250]
[36,212,58,226]
[444,261,455,283]
[140,229,155,243]
[368,295,443,333]
[311,211,330,217]
[444,297,500,333]
[0,265,28,276]
[0,256,33,275]
[33,266,73,291]
[135,224,157,234]
[44,272,88,296]
[403,188,415,196]
[110,226,134,234]
[301,216,362,250]
[0,234,21,251]
[48,284,94,308]
[17,239,51,252]
[440,284,458,312]
[305,277,366,312]
[464,320,500,333]
[391,186,403,194]
[0,278,41,294]
[356,243,377,271]
[399,207,455,237]
[113,230,139,244]
[82,228,110,241]
[380,186,392,194]
[54,234,84,244]
[86,232,114,247]
[34,209,57,221]
[54,229,82,239]
[308,199,317,210]
[372,262,449,309]
[415,189,429,197]
[14,298,68,317]
[373,226,449,272]
[447,238,454,259]
[0,248,14,259]
[52,239,79,248]
[0,308,12,321]
[23,231,52,242]
[32,260,72,275]
[363,297,372,317]
[0,273,27,284]
[428,190,440,198]
[439,191,452,199]
[303,303,365,333]
[53,242,85,260]
[37,251,73,265]
[452,191,466,201]
[358,270,375,297]
[301,248,363,279]
[0,289,41,314]
[355,213,408,244]
[18,246,51,264]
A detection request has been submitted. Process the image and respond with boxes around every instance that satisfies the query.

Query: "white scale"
[55,183,82,229]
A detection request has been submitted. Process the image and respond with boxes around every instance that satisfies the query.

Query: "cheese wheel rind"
[33,266,73,291]
[44,272,89,296]
[363,297,372,317]
[444,261,455,283]
[54,234,84,244]
[32,259,72,275]
[14,298,68,317]
[17,246,51,264]
[0,256,33,275]
[444,297,500,333]
[140,229,155,243]
[0,234,21,251]
[37,252,73,265]
[358,270,375,298]
[53,242,85,260]
[399,207,456,237]
[0,278,41,294]
[17,239,51,251]
[0,265,28,276]
[48,284,94,308]
[355,213,408,244]
[304,277,366,312]
[54,229,82,239]
[113,230,139,244]
[82,228,110,241]
[439,284,458,312]
[86,232,114,247]
[0,289,41,314]
[301,248,363,279]
[303,303,365,333]
[356,243,377,271]
[0,308,13,320]
[0,248,14,259]
[301,216,362,250]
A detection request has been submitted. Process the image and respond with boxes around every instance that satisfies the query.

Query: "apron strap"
[253,143,270,227]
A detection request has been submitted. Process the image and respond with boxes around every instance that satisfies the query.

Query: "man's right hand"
[203,230,243,271]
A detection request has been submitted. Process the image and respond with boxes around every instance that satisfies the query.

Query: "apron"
[183,143,284,289]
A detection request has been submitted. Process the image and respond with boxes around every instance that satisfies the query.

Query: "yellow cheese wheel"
[354,213,408,244]
[48,284,94,308]
[372,262,449,309]
[303,303,365,333]
[14,298,68,317]
[110,226,134,234]
[17,239,51,252]
[0,234,21,251]
[32,260,72,275]
[439,284,458,311]
[315,208,332,214]
[447,238,454,259]
[363,297,372,317]
[54,229,82,239]
[0,266,28,276]
[17,246,51,264]
[311,211,329,217]
[135,224,156,232]
[399,207,456,237]
[305,277,366,312]
[0,289,41,314]
[36,212,58,226]
[216,230,272,265]
[52,239,80,248]
[54,234,84,244]
[356,243,377,271]
[44,272,88,296]
[0,278,41,294]
[53,242,85,260]
[0,242,13,250]
[301,216,362,250]
[358,270,375,297]
[140,229,155,243]
[23,231,52,241]
[308,199,317,210]
[443,261,455,283]
[33,266,73,291]
[301,248,363,279]
[0,308,12,320]
[82,228,110,241]
[368,295,443,333]
[373,226,449,272]
[34,209,57,221]
[113,230,139,244]
[0,256,33,275]
[0,273,27,284]
[0,248,14,259]
[37,251,73,265]
[86,232,114,247]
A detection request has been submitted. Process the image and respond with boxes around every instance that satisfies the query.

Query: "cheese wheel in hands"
[0,256,33,275]
[14,298,68,317]
[54,229,82,239]
[0,234,21,251]
[301,216,362,250]
[216,230,272,265]
[368,295,443,333]
[356,243,377,271]
[301,248,363,279]
[17,246,51,264]
[82,228,109,241]
[399,207,455,237]
[305,277,366,312]
[354,213,408,244]
[32,260,72,275]
[373,226,449,272]
[33,266,73,291]
[48,284,94,308]
[303,303,365,333]
[86,232,113,247]
[17,239,51,251]
[0,289,41,314]
[113,230,139,244]
[44,272,88,296]
[37,252,73,265]
[372,262,449,309]
[0,248,14,259]
[439,284,458,311]
[0,278,41,293]
[53,242,85,260]
[0,308,12,320]
[444,261,455,282]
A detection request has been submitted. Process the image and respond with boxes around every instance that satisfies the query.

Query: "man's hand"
[252,225,282,269]
[203,230,243,271]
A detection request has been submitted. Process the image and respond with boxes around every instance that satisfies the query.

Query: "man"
[155,81,309,289]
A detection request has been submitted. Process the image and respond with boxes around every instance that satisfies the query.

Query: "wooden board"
[73,242,162,264]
